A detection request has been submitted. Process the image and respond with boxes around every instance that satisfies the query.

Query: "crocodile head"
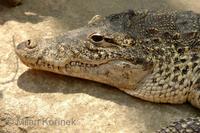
[15,11,154,90]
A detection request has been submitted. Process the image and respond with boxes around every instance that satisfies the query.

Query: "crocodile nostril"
[25,40,37,49]
[27,40,31,45]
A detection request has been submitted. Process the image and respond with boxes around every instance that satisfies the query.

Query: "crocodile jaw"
[15,38,151,90]
[15,41,151,90]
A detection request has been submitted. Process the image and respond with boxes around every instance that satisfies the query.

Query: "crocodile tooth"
[70,62,75,66]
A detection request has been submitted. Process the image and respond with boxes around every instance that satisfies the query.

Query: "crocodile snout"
[15,39,40,67]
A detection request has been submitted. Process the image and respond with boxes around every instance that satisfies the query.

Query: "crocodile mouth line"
[20,55,138,73]
[66,61,100,68]
[29,58,108,72]
[31,54,113,71]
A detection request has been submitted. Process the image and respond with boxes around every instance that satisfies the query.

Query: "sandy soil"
[0,0,200,132]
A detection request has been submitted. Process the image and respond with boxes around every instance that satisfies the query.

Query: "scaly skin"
[15,10,200,132]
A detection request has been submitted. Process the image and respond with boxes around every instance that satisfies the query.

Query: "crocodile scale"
[15,10,200,132]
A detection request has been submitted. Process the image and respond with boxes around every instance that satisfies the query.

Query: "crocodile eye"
[89,33,104,43]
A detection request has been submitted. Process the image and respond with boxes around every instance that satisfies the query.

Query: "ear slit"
[104,37,117,45]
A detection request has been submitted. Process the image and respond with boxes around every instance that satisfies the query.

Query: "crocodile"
[15,10,200,132]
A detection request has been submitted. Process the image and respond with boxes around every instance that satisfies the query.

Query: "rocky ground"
[0,0,200,133]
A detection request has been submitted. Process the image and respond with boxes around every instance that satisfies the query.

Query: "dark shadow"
[17,69,144,106]
[16,69,169,110]
[0,0,22,7]
[17,69,200,131]
[17,69,200,109]
[17,70,200,131]
[0,0,11,7]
